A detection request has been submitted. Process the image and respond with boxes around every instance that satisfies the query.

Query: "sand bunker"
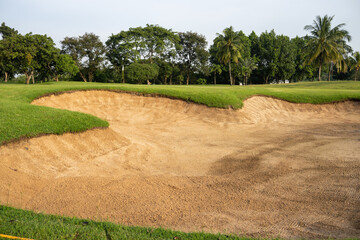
[1,91,360,238]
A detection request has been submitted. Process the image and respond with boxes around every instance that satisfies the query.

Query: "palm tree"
[216,26,242,85]
[240,57,257,85]
[351,51,360,81]
[304,15,351,81]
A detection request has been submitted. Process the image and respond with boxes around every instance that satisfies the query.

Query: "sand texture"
[1,91,360,238]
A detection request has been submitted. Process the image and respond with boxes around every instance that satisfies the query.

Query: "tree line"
[1,15,359,85]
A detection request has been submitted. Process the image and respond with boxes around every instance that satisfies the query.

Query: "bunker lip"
[1,91,360,239]
[31,89,228,109]
[32,89,360,108]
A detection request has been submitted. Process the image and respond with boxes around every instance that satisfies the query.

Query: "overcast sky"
[0,0,359,51]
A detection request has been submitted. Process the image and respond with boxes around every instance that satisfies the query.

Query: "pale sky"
[0,0,359,51]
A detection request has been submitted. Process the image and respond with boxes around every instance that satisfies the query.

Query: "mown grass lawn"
[0,205,249,240]
[1,81,360,146]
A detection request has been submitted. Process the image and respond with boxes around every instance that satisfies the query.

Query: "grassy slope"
[0,206,246,240]
[0,81,360,145]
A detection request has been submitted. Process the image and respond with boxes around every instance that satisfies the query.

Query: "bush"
[196,78,207,85]
[125,63,159,84]
[176,75,184,85]
[12,74,27,84]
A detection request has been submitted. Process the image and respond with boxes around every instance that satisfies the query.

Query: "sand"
[1,90,359,238]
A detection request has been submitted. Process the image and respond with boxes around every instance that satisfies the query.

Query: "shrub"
[197,78,207,85]
[126,63,159,84]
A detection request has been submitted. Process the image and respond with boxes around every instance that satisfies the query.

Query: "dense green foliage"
[61,33,105,82]
[351,51,360,81]
[238,58,257,85]
[0,205,246,240]
[304,15,352,81]
[105,25,180,84]
[0,24,78,84]
[1,81,360,146]
[0,15,357,85]
[248,30,297,84]
[126,62,159,84]
[214,26,243,85]
[178,31,209,85]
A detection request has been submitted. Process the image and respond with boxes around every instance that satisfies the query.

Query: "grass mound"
[1,81,360,146]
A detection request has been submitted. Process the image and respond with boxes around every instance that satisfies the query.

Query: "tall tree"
[0,23,19,82]
[1,27,76,83]
[240,57,257,85]
[215,26,242,85]
[177,31,208,85]
[49,53,79,82]
[32,35,61,81]
[304,15,351,81]
[61,33,105,82]
[61,36,85,81]
[275,35,296,81]
[351,51,360,81]
[106,31,136,83]
[292,36,315,81]
[0,35,18,82]
[257,30,278,84]
[12,34,58,84]
[107,25,179,83]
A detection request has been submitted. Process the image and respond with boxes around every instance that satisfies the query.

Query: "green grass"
[1,81,360,146]
[0,205,249,240]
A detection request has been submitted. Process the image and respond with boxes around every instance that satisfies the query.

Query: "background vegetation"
[1,15,359,85]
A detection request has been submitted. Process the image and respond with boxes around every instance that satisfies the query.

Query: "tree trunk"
[318,65,322,81]
[122,65,125,83]
[55,75,59,82]
[31,71,35,84]
[4,72,8,83]
[355,70,358,81]
[25,72,31,85]
[164,76,168,85]
[328,64,331,81]
[265,76,269,84]
[170,75,173,85]
[186,72,189,85]
[214,72,216,85]
[149,53,153,64]
[79,71,87,82]
[147,80,151,85]
[228,61,232,86]
[88,72,93,82]
[245,74,248,85]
